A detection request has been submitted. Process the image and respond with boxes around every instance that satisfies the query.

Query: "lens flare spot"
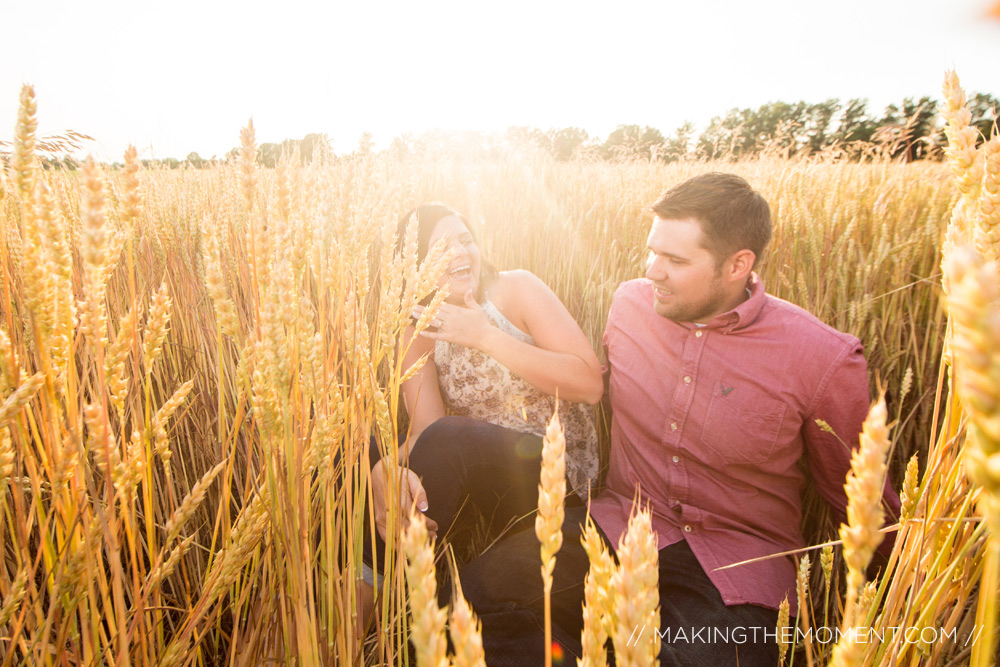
[551,641,565,663]
[515,436,543,460]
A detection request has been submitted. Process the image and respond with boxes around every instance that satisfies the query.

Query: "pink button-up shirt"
[589,276,900,614]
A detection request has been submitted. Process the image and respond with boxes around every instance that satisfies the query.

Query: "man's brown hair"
[650,172,772,268]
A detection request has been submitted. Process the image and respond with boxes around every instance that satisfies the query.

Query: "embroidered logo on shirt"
[720,383,735,397]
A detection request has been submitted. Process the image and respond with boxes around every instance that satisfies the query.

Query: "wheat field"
[0,73,997,666]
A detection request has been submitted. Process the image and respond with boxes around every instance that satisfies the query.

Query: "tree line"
[12,92,995,170]
[510,93,998,163]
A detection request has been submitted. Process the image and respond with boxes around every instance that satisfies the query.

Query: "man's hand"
[370,458,438,541]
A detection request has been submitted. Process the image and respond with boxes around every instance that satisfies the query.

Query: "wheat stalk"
[106,308,138,418]
[78,156,110,346]
[12,84,37,202]
[899,454,921,523]
[578,517,614,667]
[776,595,791,665]
[239,119,257,211]
[609,507,659,667]
[164,459,226,544]
[121,144,143,230]
[536,409,566,667]
[831,395,891,667]
[448,576,486,667]
[941,70,984,216]
[0,568,29,628]
[976,136,1000,262]
[0,328,18,394]
[0,372,46,426]
[401,508,449,667]
[143,282,172,378]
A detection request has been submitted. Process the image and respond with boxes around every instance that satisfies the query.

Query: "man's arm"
[802,342,901,557]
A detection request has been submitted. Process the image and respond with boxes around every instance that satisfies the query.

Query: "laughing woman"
[368,202,603,569]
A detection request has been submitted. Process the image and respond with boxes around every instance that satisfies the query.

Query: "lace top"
[434,300,600,497]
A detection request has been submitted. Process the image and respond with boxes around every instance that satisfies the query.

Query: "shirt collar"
[697,273,766,333]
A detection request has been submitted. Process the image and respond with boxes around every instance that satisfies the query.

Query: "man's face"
[645,216,730,324]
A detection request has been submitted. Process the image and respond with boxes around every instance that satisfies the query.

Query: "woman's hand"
[413,290,496,351]
[371,458,438,541]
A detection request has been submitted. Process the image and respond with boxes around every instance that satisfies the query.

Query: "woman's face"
[426,215,481,303]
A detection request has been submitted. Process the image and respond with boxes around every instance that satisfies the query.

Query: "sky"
[2,0,999,161]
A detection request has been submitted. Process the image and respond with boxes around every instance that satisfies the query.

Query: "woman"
[368,202,603,567]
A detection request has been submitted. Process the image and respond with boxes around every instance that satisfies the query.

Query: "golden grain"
[579,517,614,667]
[536,410,566,577]
[0,372,46,427]
[839,396,891,619]
[402,508,449,667]
[448,577,487,667]
[900,454,921,523]
[0,427,13,491]
[777,596,791,665]
[0,568,29,628]
[106,309,138,417]
[12,84,37,201]
[164,459,226,544]
[609,507,659,667]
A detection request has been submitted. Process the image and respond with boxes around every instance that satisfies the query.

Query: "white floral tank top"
[434,300,600,497]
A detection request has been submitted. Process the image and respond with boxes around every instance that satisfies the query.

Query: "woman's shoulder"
[489,269,548,299]
[487,270,559,331]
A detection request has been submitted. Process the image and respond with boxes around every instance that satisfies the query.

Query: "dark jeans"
[460,504,780,667]
[367,416,578,578]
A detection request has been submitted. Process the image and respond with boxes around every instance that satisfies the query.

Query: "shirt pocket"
[699,383,787,465]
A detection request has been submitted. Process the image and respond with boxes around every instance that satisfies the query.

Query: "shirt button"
[672,455,680,463]
[694,330,703,338]
[683,376,691,384]
[684,525,692,533]
[670,422,678,431]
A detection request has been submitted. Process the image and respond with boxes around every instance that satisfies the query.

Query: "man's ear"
[726,249,756,281]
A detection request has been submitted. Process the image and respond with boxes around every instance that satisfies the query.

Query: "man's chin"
[652,300,679,321]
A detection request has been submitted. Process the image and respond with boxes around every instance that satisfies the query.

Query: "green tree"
[868,97,937,161]
[257,142,282,168]
[300,133,332,163]
[546,127,590,161]
[663,121,694,162]
[832,98,877,147]
[603,124,665,160]
[969,92,999,140]
[804,99,841,154]
[505,126,548,154]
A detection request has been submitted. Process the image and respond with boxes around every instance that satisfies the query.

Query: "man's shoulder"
[607,279,654,324]
[760,292,862,352]
[611,278,652,307]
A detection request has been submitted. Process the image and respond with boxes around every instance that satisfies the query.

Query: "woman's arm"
[417,270,604,405]
[398,327,447,452]
[370,327,444,540]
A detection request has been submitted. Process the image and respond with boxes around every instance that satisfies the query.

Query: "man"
[459,172,900,665]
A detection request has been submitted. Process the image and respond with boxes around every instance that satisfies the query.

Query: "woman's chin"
[443,274,478,298]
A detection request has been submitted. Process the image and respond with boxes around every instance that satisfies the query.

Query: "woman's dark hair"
[395,202,497,301]
[396,203,466,262]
